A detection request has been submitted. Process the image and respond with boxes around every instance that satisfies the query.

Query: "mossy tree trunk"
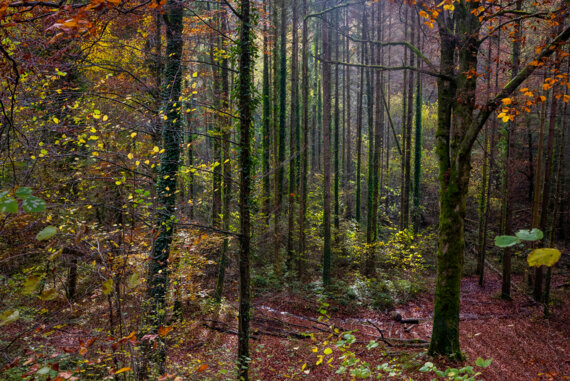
[145,0,184,373]
[429,3,570,358]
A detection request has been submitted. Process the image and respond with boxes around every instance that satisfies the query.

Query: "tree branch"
[461,25,570,158]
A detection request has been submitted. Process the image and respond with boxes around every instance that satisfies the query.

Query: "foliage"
[419,358,492,380]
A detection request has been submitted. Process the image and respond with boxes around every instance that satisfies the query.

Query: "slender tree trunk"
[345,11,353,219]
[321,9,332,287]
[355,6,365,224]
[501,0,522,300]
[333,9,340,230]
[364,7,376,277]
[287,0,299,274]
[237,0,254,377]
[214,9,231,303]
[262,1,271,218]
[412,14,422,231]
[298,0,309,280]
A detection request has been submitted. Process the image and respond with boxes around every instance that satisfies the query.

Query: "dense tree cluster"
[0,0,569,379]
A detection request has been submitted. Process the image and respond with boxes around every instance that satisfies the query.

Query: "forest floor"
[1,271,569,380]
[165,270,569,380]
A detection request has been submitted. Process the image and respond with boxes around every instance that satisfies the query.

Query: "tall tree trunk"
[501,0,522,300]
[344,10,353,219]
[145,0,184,373]
[298,0,309,280]
[412,13,422,230]
[262,0,271,218]
[321,8,332,287]
[355,5,365,224]
[214,8,232,303]
[333,9,340,230]
[287,0,299,274]
[237,0,254,377]
[402,8,414,231]
[364,7,376,277]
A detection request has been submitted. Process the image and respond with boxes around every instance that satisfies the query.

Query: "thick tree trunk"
[145,0,184,373]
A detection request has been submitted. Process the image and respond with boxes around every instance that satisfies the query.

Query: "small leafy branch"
[494,228,561,268]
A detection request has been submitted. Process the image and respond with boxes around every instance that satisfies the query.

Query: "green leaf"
[475,357,492,368]
[22,196,46,212]
[37,367,51,375]
[0,309,19,327]
[0,190,9,199]
[23,275,42,294]
[39,288,58,300]
[15,187,33,198]
[515,228,543,241]
[0,197,18,213]
[494,235,519,248]
[102,278,113,295]
[36,226,57,241]
[527,248,561,267]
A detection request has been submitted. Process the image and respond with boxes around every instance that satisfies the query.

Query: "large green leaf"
[15,187,33,198]
[39,288,58,301]
[494,235,520,248]
[527,248,561,267]
[515,228,543,241]
[127,272,142,289]
[22,196,46,212]
[0,197,18,213]
[23,275,42,294]
[36,225,57,241]
[0,309,20,327]
[0,190,8,199]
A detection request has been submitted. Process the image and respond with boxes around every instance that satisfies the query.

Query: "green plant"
[419,357,492,380]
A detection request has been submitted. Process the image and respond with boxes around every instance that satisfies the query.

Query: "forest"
[0,0,569,379]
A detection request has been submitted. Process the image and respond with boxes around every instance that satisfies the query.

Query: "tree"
[428,1,570,357]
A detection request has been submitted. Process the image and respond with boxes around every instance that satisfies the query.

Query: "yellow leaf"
[153,146,160,153]
[102,115,108,122]
[193,71,198,77]
[130,132,137,138]
[102,278,113,295]
[53,117,60,124]
[527,248,561,267]
[127,153,134,160]
[323,347,332,355]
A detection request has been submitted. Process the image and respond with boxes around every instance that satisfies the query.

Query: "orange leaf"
[115,367,131,375]
[197,364,209,372]
[501,98,512,105]
[158,325,173,337]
